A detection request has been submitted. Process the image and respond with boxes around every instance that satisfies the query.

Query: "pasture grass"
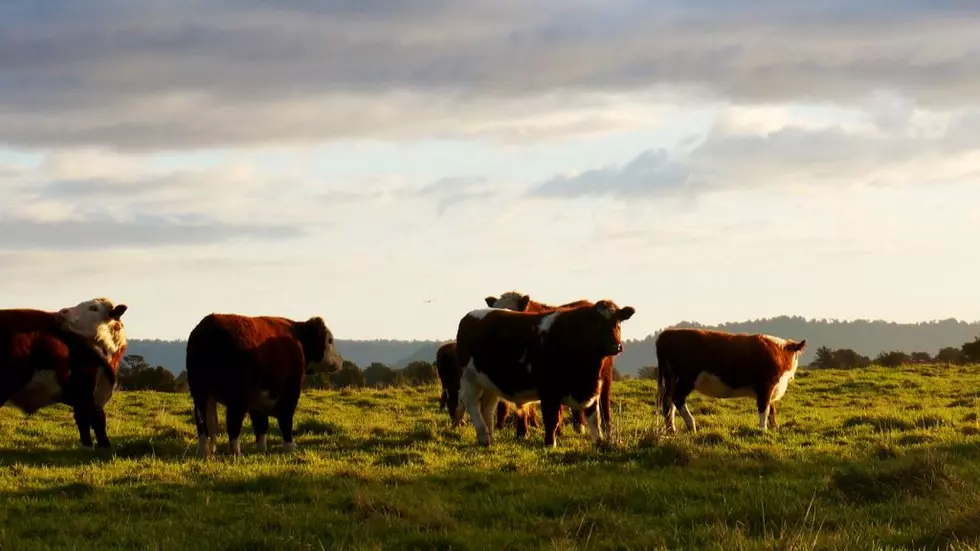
[1,364,980,549]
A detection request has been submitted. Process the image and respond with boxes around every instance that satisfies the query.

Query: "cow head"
[55,297,128,362]
[299,317,344,373]
[590,300,636,357]
[485,291,530,311]
[784,338,808,367]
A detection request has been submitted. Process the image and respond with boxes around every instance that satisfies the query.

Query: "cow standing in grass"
[455,300,635,447]
[655,328,807,433]
[0,298,129,448]
[186,313,344,458]
[436,341,526,429]
[485,292,618,436]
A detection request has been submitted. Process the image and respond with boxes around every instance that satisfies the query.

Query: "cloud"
[529,106,980,199]
[2,1,980,149]
[0,216,301,251]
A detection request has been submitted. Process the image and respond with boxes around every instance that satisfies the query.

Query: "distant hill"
[126,316,980,377]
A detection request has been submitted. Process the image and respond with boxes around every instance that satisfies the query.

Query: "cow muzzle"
[606,343,624,356]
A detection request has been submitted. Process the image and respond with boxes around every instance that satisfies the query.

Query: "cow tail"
[655,343,672,413]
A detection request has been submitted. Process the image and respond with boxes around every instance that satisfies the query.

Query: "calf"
[655,328,807,433]
[455,299,635,447]
[0,298,129,448]
[485,292,615,436]
[186,313,344,457]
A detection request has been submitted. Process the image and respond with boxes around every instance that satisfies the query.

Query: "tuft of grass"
[830,452,956,504]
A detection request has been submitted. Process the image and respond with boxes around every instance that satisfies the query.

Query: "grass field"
[1,365,980,550]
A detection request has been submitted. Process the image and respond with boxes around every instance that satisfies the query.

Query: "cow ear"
[617,306,636,321]
[519,295,531,311]
[110,304,128,320]
[484,296,498,307]
[785,339,806,352]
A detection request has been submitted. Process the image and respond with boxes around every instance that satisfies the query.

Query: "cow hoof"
[283,442,297,453]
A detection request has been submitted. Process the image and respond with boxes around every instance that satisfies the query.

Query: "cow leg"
[541,398,561,448]
[91,408,111,448]
[572,407,587,435]
[249,410,270,452]
[460,372,491,446]
[768,402,778,429]
[72,406,94,448]
[673,377,697,432]
[584,402,603,444]
[192,394,217,458]
[513,404,530,439]
[225,402,247,456]
[479,393,499,445]
[439,388,448,411]
[527,405,539,428]
[756,387,775,431]
[495,400,509,431]
[599,375,613,436]
[658,372,678,433]
[448,386,463,427]
[278,409,297,452]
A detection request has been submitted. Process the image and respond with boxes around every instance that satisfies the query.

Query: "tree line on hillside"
[809,335,980,369]
[111,354,629,393]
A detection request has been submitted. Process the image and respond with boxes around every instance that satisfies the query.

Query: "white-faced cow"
[655,328,807,433]
[185,313,344,458]
[455,299,635,447]
[0,298,129,448]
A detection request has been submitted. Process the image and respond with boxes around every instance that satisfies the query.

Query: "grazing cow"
[655,328,807,433]
[435,341,530,429]
[0,298,129,448]
[455,299,635,447]
[485,292,617,436]
[186,313,344,458]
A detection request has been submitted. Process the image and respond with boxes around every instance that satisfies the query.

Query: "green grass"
[2,365,980,550]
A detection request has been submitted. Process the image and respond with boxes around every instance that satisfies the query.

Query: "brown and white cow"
[455,299,635,447]
[655,328,807,433]
[0,298,129,448]
[485,292,619,436]
[185,313,344,458]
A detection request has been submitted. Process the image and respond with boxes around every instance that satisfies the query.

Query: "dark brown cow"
[655,328,807,433]
[455,299,635,447]
[485,292,620,436]
[435,341,532,430]
[0,298,129,448]
[186,313,344,457]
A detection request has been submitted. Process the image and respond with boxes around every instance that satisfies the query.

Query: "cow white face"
[485,292,530,311]
[592,300,636,357]
[56,298,128,354]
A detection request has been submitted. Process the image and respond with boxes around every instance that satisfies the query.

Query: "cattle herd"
[0,292,808,458]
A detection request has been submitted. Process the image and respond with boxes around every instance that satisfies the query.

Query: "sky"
[3,0,980,342]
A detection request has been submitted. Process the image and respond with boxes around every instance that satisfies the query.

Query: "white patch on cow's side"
[693,372,756,399]
[679,403,697,432]
[466,308,496,320]
[229,437,241,455]
[256,434,268,452]
[283,441,297,453]
[9,370,63,413]
[537,312,560,334]
[92,369,115,408]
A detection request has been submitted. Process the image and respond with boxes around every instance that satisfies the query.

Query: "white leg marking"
[229,437,241,455]
[587,409,602,443]
[256,434,268,452]
[283,441,297,453]
[665,404,677,433]
[479,393,499,445]
[759,405,770,431]
[679,404,697,432]
[461,367,490,446]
